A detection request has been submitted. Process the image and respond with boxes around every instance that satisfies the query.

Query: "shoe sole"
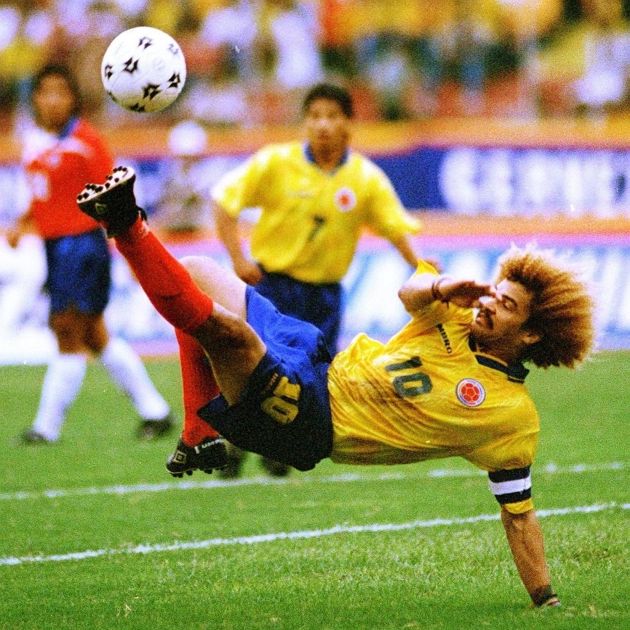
[166,439,228,478]
[77,166,136,210]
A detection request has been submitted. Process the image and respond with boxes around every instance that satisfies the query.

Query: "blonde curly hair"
[496,244,595,369]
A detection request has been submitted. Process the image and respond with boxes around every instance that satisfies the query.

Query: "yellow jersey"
[211,142,421,283]
[327,262,539,512]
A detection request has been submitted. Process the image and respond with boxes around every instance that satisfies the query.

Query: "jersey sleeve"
[415,259,439,275]
[465,403,539,514]
[362,161,422,240]
[211,146,275,217]
[488,467,534,514]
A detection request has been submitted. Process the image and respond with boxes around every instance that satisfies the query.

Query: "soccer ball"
[101,26,186,113]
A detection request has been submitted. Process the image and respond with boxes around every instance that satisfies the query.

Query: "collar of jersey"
[58,117,78,140]
[469,338,529,383]
[304,143,349,171]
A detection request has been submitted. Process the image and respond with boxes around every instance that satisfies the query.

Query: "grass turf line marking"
[0,502,627,567]
[0,461,625,503]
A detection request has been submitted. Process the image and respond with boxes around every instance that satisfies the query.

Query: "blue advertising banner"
[1,146,630,222]
[373,146,630,216]
[118,146,630,218]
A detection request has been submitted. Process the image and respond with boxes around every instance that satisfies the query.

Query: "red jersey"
[23,118,113,239]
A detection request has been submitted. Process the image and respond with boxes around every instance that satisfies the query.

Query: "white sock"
[32,353,87,441]
[99,337,170,420]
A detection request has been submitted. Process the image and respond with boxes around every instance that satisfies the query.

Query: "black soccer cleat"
[76,165,145,237]
[260,456,291,477]
[166,436,228,478]
[217,443,246,479]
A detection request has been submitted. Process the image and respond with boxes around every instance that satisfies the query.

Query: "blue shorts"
[198,287,334,471]
[44,229,111,315]
[256,269,343,355]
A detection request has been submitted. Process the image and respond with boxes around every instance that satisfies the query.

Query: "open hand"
[5,227,22,249]
[234,258,263,286]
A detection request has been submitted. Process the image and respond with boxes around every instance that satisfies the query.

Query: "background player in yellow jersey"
[77,166,593,608]
[212,82,422,476]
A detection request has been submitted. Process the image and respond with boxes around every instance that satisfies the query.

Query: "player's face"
[470,279,539,359]
[33,75,76,132]
[304,98,350,152]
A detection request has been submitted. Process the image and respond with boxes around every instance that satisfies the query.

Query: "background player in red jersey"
[7,65,174,444]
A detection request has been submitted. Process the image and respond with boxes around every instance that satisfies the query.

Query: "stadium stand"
[0,0,628,130]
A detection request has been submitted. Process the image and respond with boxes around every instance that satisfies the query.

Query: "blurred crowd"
[0,0,629,129]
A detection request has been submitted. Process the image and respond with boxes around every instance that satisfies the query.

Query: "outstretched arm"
[398,273,494,314]
[390,234,420,268]
[501,508,561,607]
[212,201,262,285]
[6,209,34,248]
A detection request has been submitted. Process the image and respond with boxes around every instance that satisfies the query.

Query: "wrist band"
[431,277,449,303]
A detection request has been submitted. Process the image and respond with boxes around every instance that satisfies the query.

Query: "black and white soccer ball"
[101,26,187,113]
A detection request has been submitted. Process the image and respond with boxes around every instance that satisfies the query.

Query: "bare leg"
[189,300,266,404]
[113,223,266,406]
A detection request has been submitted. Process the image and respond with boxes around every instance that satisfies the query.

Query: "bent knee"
[179,255,210,281]
[50,312,85,351]
[180,255,248,317]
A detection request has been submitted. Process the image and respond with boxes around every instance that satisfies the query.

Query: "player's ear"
[520,328,542,346]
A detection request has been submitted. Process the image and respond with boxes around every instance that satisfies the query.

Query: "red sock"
[115,218,213,333]
[176,329,220,445]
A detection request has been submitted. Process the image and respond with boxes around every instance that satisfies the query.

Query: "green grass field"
[1,351,628,630]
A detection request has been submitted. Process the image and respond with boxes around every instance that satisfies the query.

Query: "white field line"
[1,502,627,567]
[0,461,625,503]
